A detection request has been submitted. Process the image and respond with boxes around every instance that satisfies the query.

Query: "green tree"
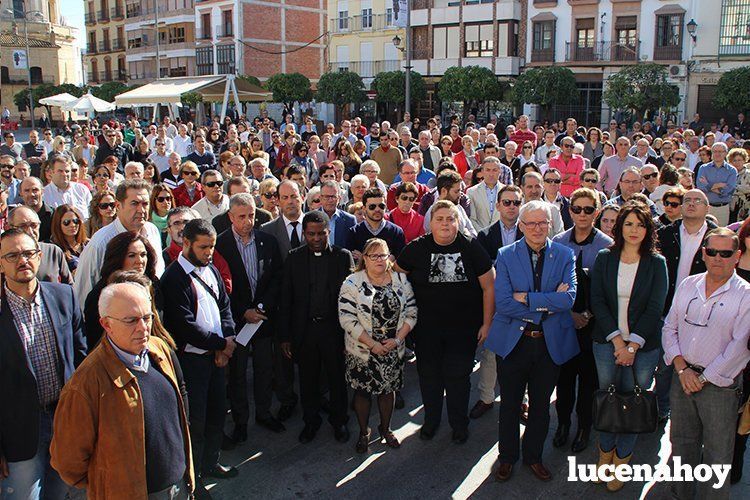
[437,66,504,119]
[13,89,31,112]
[237,75,262,88]
[56,83,86,98]
[265,73,312,111]
[512,66,579,117]
[371,70,426,113]
[181,92,203,107]
[713,67,750,111]
[603,63,680,120]
[90,81,129,102]
[315,71,366,115]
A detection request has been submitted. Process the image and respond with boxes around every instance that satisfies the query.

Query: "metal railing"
[98,40,111,52]
[564,41,640,62]
[111,6,125,19]
[87,43,97,54]
[111,38,125,51]
[84,12,96,24]
[330,14,397,34]
[97,10,109,22]
[653,44,682,60]
[328,60,401,78]
[531,47,554,62]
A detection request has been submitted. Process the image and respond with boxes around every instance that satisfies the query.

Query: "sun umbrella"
[38,92,78,107]
[62,91,116,114]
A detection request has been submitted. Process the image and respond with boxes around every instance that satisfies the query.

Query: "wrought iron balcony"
[564,41,640,63]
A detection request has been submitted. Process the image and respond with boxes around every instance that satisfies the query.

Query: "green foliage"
[181,92,203,107]
[713,67,750,111]
[315,71,367,109]
[13,89,31,111]
[266,73,312,108]
[603,64,680,119]
[512,66,579,109]
[90,81,129,102]
[437,66,503,110]
[371,70,426,107]
[237,75,262,88]
[56,83,86,98]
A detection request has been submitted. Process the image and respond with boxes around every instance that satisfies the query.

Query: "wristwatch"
[698,373,708,384]
[627,345,635,354]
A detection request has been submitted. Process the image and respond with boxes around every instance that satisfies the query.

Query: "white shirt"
[43,181,92,220]
[282,214,303,243]
[74,218,164,312]
[423,204,477,238]
[149,136,174,153]
[173,135,193,157]
[616,261,639,340]
[40,139,54,154]
[686,150,700,171]
[148,151,171,174]
[178,254,223,355]
[192,194,229,221]
[676,221,708,290]
[165,124,178,138]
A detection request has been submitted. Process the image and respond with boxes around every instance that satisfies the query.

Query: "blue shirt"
[552,227,613,270]
[4,177,21,205]
[110,338,150,372]
[696,161,738,205]
[393,168,436,185]
[485,183,499,220]
[500,221,518,247]
[327,209,341,245]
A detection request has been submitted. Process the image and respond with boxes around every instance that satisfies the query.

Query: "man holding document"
[215,193,286,442]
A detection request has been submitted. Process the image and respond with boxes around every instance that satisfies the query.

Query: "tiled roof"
[0,33,59,49]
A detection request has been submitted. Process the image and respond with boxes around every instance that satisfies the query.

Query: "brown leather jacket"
[50,337,194,499]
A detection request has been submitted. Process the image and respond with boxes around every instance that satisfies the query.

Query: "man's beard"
[187,246,211,267]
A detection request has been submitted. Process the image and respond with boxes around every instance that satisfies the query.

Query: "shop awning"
[114,75,271,106]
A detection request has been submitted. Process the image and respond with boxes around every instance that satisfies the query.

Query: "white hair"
[519,200,552,222]
[360,160,380,174]
[249,157,269,169]
[573,143,584,154]
[505,141,518,149]
[712,141,729,152]
[98,282,151,319]
[350,174,370,187]
[124,161,144,172]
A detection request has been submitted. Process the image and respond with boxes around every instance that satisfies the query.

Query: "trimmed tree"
[713,66,750,112]
[265,72,313,111]
[603,63,680,120]
[512,66,579,118]
[316,71,366,116]
[437,65,503,120]
[371,70,426,114]
[237,75,262,88]
[90,81,129,103]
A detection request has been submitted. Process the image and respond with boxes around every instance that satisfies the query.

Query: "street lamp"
[687,19,698,43]
[392,22,412,118]
[2,5,44,129]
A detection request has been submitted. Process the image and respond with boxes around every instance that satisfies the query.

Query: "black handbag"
[592,364,658,434]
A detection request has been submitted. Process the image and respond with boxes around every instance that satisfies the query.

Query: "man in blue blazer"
[0,229,86,498]
[485,200,578,483]
[319,180,356,247]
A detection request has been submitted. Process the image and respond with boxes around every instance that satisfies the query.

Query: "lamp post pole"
[23,12,33,129]
[155,1,160,80]
[404,1,411,115]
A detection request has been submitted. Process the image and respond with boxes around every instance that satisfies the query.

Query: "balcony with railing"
[531,47,554,63]
[87,43,97,54]
[97,10,109,22]
[85,12,96,24]
[653,44,682,61]
[98,40,111,52]
[564,41,640,63]
[330,13,398,34]
[112,38,125,51]
[111,6,125,20]
[328,60,401,78]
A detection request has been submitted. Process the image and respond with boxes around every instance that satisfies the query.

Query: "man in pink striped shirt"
[509,115,537,154]
[547,136,585,198]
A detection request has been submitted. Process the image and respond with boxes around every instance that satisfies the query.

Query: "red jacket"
[510,129,538,154]
[164,240,232,294]
[453,150,481,177]
[386,209,425,244]
[386,181,429,211]
[172,182,205,207]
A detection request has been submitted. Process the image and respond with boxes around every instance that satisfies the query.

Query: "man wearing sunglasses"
[345,188,405,262]
[541,169,573,230]
[0,229,86,500]
[94,128,132,172]
[192,170,229,222]
[662,227,750,500]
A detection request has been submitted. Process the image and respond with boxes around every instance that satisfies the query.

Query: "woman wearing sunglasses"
[172,161,205,207]
[259,178,280,219]
[86,189,117,236]
[386,182,425,244]
[51,204,89,275]
[550,188,613,454]
[148,183,175,247]
[589,202,668,492]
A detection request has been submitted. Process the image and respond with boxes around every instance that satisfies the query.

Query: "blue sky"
[63,0,85,48]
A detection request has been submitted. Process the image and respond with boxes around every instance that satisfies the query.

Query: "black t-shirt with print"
[397,232,492,332]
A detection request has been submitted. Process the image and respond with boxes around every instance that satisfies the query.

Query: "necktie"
[290,221,301,248]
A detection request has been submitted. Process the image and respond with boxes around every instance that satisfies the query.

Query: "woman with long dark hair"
[86,190,117,237]
[50,204,89,275]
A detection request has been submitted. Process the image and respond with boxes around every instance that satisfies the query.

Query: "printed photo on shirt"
[428,252,467,283]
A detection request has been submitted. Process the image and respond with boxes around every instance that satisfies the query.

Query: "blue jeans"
[654,348,673,417]
[592,342,660,458]
[1,410,68,500]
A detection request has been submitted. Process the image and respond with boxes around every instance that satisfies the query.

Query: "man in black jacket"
[160,219,237,498]
[93,129,131,172]
[279,211,354,444]
[215,194,285,444]
[0,229,86,498]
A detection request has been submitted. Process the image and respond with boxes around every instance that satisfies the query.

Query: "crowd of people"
[1,108,750,500]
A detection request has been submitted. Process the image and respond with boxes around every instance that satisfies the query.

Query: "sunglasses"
[311,198,321,204]
[99,202,116,210]
[367,203,386,211]
[704,247,735,258]
[183,171,199,177]
[544,179,562,184]
[582,178,597,183]
[672,157,686,161]
[62,218,81,227]
[664,201,681,208]
[570,205,596,215]
[204,181,224,188]
[399,196,416,202]
[501,199,522,207]
[156,196,172,203]
[262,192,278,198]
[562,144,574,149]
[523,146,533,150]
[642,172,659,180]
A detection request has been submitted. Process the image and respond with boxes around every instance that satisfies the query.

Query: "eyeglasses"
[642,172,659,180]
[262,192,278,199]
[582,178,597,183]
[399,195,416,202]
[155,142,164,146]
[62,218,81,226]
[204,181,224,188]
[1,249,41,263]
[523,146,533,150]
[156,196,172,203]
[683,198,708,206]
[562,144,575,149]
[570,205,596,215]
[12,222,40,231]
[105,313,155,327]
[672,157,686,162]
[0,164,12,169]
[704,247,735,258]
[664,201,681,209]
[501,199,522,207]
[367,203,386,211]
[521,220,550,230]
[544,179,562,184]
[182,171,199,177]
[310,198,321,204]
[365,253,389,261]
[684,296,719,327]
[99,202,116,210]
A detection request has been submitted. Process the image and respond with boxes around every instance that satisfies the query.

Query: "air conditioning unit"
[669,64,687,78]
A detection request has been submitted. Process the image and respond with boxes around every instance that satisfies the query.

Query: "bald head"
[8,205,41,241]
[20,176,43,210]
